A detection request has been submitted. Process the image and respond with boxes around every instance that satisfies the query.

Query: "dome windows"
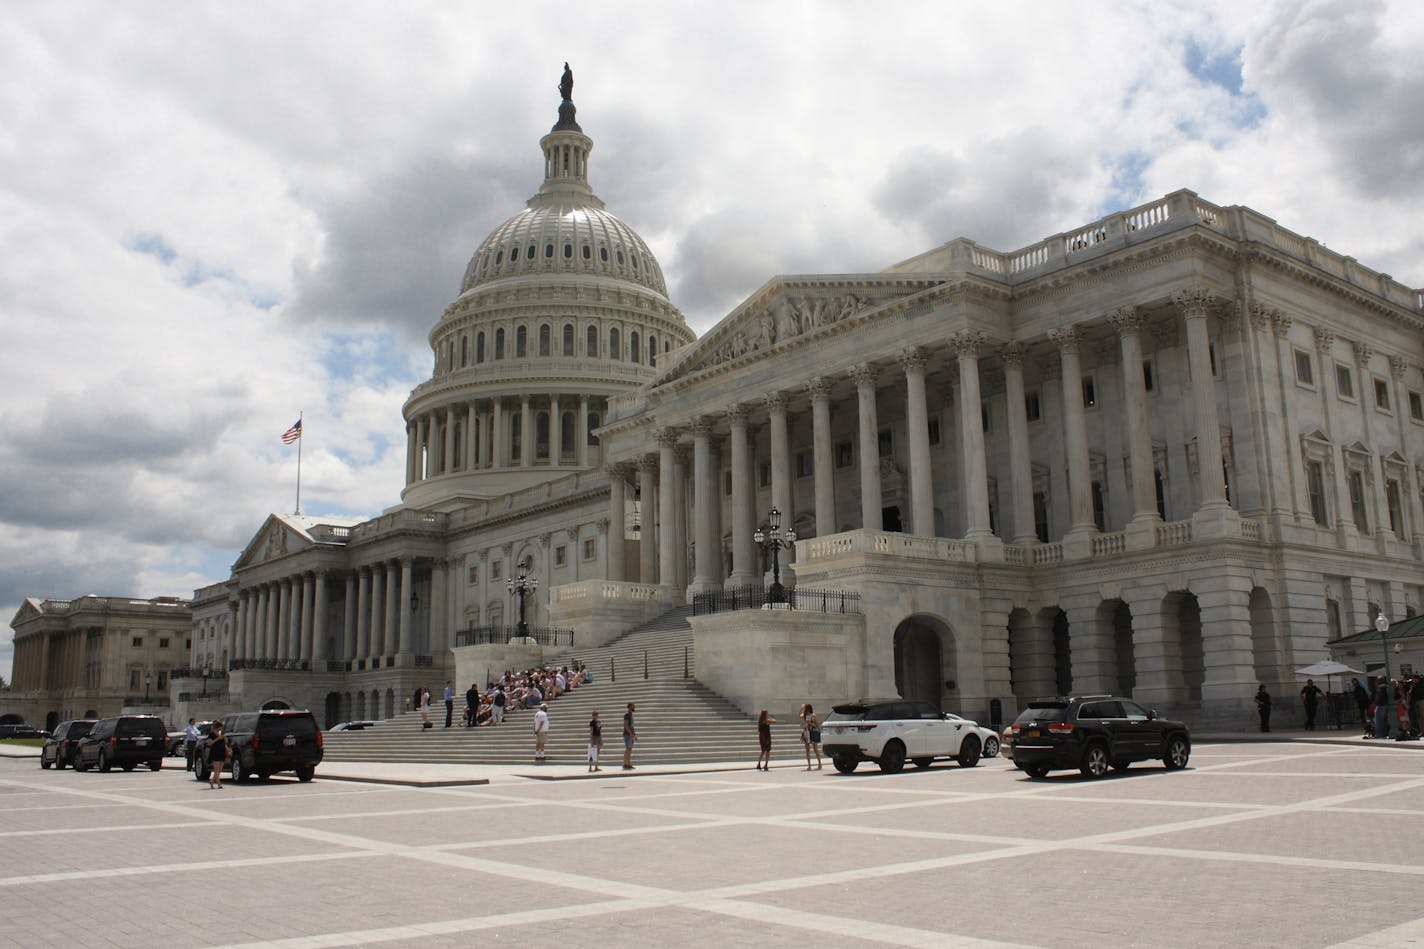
[586,325,598,357]
[564,243,573,259]
[516,326,528,358]
[600,247,609,262]
[616,250,625,265]
[508,247,517,262]
[563,324,575,356]
[582,245,591,260]
[545,243,554,259]
[539,324,551,357]
[527,244,536,260]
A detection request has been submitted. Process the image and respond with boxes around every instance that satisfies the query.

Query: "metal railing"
[691,586,861,616]
[454,626,575,648]
[228,658,311,672]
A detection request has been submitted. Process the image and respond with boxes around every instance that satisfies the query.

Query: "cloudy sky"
[3,0,1423,681]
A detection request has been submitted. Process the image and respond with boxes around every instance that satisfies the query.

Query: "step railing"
[454,626,575,647]
[691,586,861,615]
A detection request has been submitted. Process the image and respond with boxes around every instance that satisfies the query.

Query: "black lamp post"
[144,672,152,703]
[201,664,211,697]
[1376,613,1394,738]
[754,507,796,604]
[506,560,538,638]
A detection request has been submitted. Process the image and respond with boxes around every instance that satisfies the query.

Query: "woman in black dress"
[756,710,776,771]
[206,722,228,789]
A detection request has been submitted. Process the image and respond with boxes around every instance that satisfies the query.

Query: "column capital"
[688,415,713,437]
[999,341,1026,369]
[806,377,832,401]
[949,331,985,358]
[596,516,610,535]
[848,362,878,389]
[1249,303,1279,333]
[725,402,750,425]
[899,346,928,373]
[673,443,691,467]
[654,427,681,448]
[1352,340,1373,364]
[1390,354,1408,381]
[637,453,659,474]
[1271,311,1293,339]
[1047,325,1082,354]
[605,461,634,480]
[1107,306,1145,336]
[1313,325,1335,353]
[764,390,788,413]
[1172,286,1216,318]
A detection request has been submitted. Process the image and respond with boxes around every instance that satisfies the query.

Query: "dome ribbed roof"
[460,202,668,296]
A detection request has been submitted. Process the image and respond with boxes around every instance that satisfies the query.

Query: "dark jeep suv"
[194,709,323,783]
[74,715,167,772]
[41,719,97,769]
[1008,695,1191,779]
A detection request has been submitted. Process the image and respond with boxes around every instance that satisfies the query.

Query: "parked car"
[1000,724,1015,761]
[194,709,323,783]
[0,723,46,740]
[943,713,1000,758]
[821,699,988,774]
[41,719,97,769]
[73,715,166,772]
[1008,695,1191,779]
[327,721,378,732]
[167,721,212,757]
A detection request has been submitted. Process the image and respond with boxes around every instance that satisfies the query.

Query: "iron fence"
[454,626,575,648]
[691,586,862,616]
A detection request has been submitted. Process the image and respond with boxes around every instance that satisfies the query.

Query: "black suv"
[41,719,97,769]
[194,709,323,783]
[1008,695,1191,779]
[73,715,167,772]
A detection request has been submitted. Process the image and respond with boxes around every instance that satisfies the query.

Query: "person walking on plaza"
[1300,678,1322,730]
[587,710,603,772]
[184,717,200,771]
[1408,674,1423,739]
[622,702,637,770]
[799,703,823,770]
[756,710,776,771]
[491,685,505,725]
[533,703,549,762]
[1350,677,1370,733]
[444,681,455,728]
[419,687,432,729]
[206,721,228,789]
[1253,685,1271,733]
[465,682,479,727]
[1372,680,1391,739]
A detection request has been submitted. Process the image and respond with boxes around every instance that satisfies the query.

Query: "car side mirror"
[1147,710,1157,720]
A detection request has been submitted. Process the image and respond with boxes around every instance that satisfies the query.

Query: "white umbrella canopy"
[1295,660,1365,677]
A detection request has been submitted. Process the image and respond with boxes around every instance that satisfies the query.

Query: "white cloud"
[3,0,1422,680]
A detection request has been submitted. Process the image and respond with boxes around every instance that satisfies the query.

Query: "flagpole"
[295,411,303,515]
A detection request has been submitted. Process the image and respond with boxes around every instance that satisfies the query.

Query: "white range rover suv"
[821,699,992,774]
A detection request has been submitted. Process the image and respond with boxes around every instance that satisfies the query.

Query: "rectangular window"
[131,637,142,648]
[554,545,567,567]
[468,564,479,584]
[1142,359,1155,393]
[795,450,813,478]
[928,417,940,446]
[1411,391,1424,421]
[758,461,772,488]
[1154,469,1167,519]
[1335,363,1355,400]
[491,559,503,580]
[1374,377,1391,411]
[1295,350,1314,386]
[877,429,894,458]
[1025,390,1041,422]
[582,538,596,561]
[1090,481,1105,531]
[1033,491,1049,543]
[129,670,140,690]
[157,671,167,690]
[158,638,169,649]
[835,441,853,468]
[1306,461,1328,526]
[1387,479,1404,536]
[1348,470,1369,533]
[1081,375,1096,408]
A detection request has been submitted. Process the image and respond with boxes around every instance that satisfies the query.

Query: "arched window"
[587,412,601,445]
[508,246,517,262]
[563,323,574,356]
[610,328,621,361]
[460,335,469,367]
[587,325,598,357]
[561,411,575,458]
[476,332,485,363]
[494,328,505,360]
[539,324,551,357]
[516,326,527,358]
[648,334,657,366]
[536,412,550,460]
[630,331,640,363]
[544,243,554,259]
[563,243,572,259]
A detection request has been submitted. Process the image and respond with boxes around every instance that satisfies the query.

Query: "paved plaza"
[1,740,1422,948]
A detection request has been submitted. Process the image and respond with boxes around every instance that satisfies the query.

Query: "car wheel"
[983,736,1000,758]
[296,766,315,782]
[232,757,248,784]
[832,755,858,774]
[1079,743,1110,779]
[1024,764,1050,779]
[194,759,207,782]
[912,757,933,770]
[1164,735,1190,770]
[878,740,906,774]
[957,736,982,768]
[40,755,51,770]
[98,750,111,773]
[149,760,162,772]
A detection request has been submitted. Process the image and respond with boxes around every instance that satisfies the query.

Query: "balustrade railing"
[454,626,575,648]
[228,658,311,672]
[691,586,861,616]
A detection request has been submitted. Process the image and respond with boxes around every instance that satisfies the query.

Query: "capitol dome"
[400,68,694,511]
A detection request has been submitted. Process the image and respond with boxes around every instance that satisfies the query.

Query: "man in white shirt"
[534,703,549,762]
[184,718,201,772]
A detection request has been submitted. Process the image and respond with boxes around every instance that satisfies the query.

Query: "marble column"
[343,574,357,663]
[520,396,534,467]
[1176,288,1229,512]
[383,560,399,661]
[607,464,627,581]
[492,399,505,468]
[1050,326,1096,535]
[233,595,247,662]
[657,430,678,588]
[1001,344,1037,545]
[690,417,720,594]
[851,363,884,531]
[1110,308,1161,545]
[727,404,757,587]
[356,568,371,664]
[430,559,448,657]
[767,392,791,524]
[673,444,690,588]
[639,454,658,584]
[398,559,414,660]
[370,562,386,662]
[467,402,478,469]
[808,379,836,538]
[443,406,455,473]
[551,396,563,465]
[954,333,994,542]
[299,572,315,663]
[277,578,293,660]
[406,423,418,484]
[262,583,277,659]
[577,396,590,468]
[312,571,328,664]
[901,348,935,536]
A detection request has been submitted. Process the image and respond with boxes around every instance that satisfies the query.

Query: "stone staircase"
[321,606,803,765]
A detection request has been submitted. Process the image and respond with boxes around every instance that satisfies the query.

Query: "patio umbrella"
[1295,660,1365,678]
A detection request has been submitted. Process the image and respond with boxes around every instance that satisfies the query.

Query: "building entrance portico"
[893,615,952,710]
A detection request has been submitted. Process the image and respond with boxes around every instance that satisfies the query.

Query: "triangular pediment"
[10,598,44,626]
[233,514,314,571]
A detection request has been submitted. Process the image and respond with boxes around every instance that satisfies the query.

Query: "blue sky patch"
[127,232,177,264]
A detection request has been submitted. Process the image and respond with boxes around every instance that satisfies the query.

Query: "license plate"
[134,738,149,745]
[282,736,296,747]
[1027,729,1039,738]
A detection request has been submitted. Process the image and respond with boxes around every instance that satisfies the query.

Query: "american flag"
[281,419,302,445]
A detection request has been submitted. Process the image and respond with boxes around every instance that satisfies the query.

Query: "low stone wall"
[549,580,676,647]
[453,642,547,688]
[689,608,866,719]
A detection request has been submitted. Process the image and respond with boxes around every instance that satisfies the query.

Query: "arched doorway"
[324,692,342,728]
[1103,600,1136,697]
[45,710,59,732]
[892,615,954,711]
[261,699,291,710]
[1249,587,1279,687]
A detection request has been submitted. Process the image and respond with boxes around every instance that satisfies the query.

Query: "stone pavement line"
[0,818,215,838]
[1327,916,1424,948]
[0,850,382,888]
[1085,841,1424,877]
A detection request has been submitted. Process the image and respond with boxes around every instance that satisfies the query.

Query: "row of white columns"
[405,395,597,484]
[608,294,1228,590]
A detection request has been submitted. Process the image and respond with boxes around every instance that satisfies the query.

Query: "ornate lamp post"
[1376,612,1394,738]
[144,672,152,703]
[201,663,211,697]
[754,507,796,604]
[506,560,538,638]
